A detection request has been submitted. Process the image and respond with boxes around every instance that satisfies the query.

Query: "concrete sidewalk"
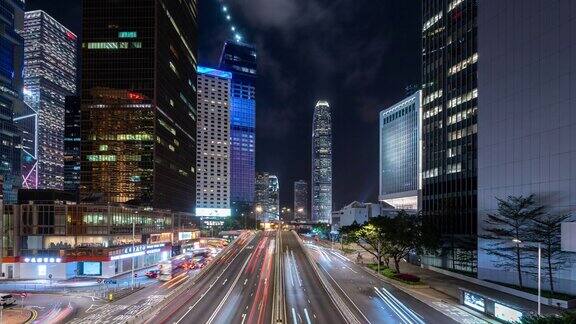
[330,241,561,318]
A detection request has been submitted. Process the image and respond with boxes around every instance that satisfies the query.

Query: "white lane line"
[244,278,248,285]
[292,307,298,324]
[290,250,303,287]
[317,262,373,324]
[174,234,256,324]
[379,287,425,324]
[222,278,228,285]
[373,287,412,324]
[303,308,312,324]
[206,256,251,324]
[241,313,247,324]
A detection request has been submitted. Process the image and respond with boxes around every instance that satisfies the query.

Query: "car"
[0,294,15,306]
[145,270,159,279]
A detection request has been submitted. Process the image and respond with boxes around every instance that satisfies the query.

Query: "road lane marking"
[304,308,312,324]
[222,278,228,285]
[174,235,255,324]
[292,307,298,324]
[241,313,247,324]
[379,287,425,324]
[317,262,373,324]
[244,278,248,285]
[374,287,412,324]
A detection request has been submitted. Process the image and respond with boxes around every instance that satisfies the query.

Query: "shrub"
[394,273,420,283]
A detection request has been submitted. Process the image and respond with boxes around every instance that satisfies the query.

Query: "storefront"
[6,243,171,280]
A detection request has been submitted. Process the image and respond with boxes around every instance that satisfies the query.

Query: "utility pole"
[537,242,541,316]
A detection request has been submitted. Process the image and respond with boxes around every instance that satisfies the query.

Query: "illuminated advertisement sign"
[494,303,523,323]
[195,208,231,217]
[109,243,165,261]
[463,291,485,312]
[178,232,192,241]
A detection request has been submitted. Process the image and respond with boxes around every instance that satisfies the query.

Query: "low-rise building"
[332,201,398,229]
[0,201,197,280]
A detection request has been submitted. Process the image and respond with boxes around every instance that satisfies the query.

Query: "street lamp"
[513,238,540,315]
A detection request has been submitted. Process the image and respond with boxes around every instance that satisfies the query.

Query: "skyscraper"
[0,0,24,203]
[293,180,308,221]
[218,41,256,216]
[81,0,197,212]
[379,91,422,210]
[255,172,279,222]
[477,1,576,294]
[64,95,80,197]
[21,10,77,190]
[196,66,231,218]
[311,100,332,223]
[421,0,478,271]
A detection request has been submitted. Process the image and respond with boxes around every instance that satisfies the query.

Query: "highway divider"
[271,229,287,324]
[291,231,360,324]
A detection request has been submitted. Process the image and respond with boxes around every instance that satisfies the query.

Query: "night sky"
[26,0,421,210]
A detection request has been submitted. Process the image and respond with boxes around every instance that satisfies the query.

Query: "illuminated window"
[118,31,137,38]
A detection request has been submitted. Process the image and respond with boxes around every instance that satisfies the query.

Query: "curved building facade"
[311,100,332,223]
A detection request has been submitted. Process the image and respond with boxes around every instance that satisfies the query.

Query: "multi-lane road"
[150,230,276,324]
[67,230,475,324]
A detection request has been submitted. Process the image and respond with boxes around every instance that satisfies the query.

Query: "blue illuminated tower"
[219,41,257,216]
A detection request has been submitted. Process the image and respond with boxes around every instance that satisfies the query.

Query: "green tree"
[385,211,437,273]
[340,218,390,270]
[480,195,545,289]
[520,311,576,324]
[528,212,572,297]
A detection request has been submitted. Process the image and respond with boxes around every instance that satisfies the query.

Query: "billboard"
[195,208,231,217]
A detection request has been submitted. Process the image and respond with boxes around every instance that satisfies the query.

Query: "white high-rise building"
[311,100,332,223]
[195,66,231,218]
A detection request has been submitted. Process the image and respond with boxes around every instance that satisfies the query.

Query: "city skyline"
[25,0,422,209]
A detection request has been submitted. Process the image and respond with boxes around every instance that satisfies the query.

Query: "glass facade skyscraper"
[22,10,77,190]
[81,0,198,213]
[421,0,478,270]
[311,100,332,223]
[64,95,80,196]
[255,172,279,222]
[0,0,24,203]
[379,91,421,210]
[218,41,256,216]
[196,66,231,217]
[293,180,308,221]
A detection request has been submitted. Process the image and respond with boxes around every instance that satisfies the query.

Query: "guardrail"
[292,231,360,324]
[271,230,287,323]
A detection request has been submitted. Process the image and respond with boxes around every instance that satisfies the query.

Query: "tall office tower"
[379,91,422,210]
[293,180,308,221]
[64,96,80,197]
[196,66,231,218]
[421,0,478,271]
[81,0,198,212]
[218,41,256,216]
[311,100,332,223]
[0,0,24,203]
[255,172,279,222]
[478,1,576,294]
[21,10,77,190]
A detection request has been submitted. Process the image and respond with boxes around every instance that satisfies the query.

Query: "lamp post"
[255,205,263,230]
[513,238,540,315]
